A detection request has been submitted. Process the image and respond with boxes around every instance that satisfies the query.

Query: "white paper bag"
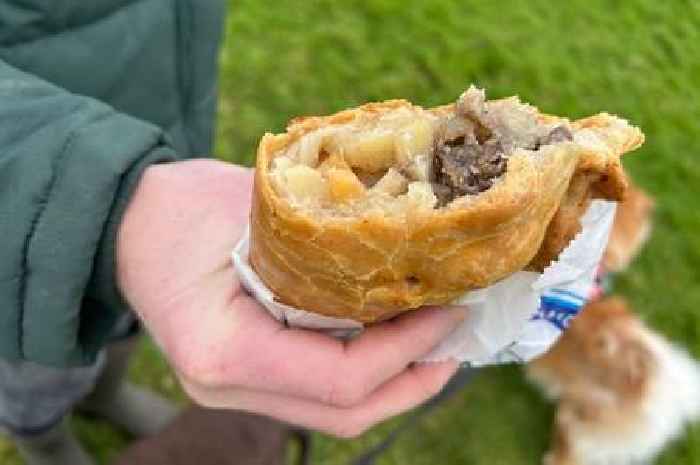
[232,200,616,366]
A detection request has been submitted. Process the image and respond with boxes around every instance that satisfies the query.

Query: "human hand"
[116,159,463,437]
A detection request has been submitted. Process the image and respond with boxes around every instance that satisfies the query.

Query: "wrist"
[99,154,175,311]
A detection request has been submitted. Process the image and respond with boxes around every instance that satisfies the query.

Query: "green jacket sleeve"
[0,59,176,367]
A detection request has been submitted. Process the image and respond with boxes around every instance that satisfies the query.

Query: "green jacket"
[0,0,226,366]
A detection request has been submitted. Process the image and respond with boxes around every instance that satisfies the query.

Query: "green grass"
[218,3,700,461]
[3,0,700,463]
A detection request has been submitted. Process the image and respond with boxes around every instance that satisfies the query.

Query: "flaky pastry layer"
[249,88,644,322]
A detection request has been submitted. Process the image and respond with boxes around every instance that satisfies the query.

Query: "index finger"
[197,295,465,407]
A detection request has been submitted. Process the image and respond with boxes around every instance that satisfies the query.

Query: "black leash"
[349,366,477,465]
[290,367,476,465]
[291,427,313,465]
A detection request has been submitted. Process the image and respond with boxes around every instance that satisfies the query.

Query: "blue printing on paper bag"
[532,290,587,331]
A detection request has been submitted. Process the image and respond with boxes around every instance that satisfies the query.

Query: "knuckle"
[174,346,224,388]
[324,377,367,408]
[414,367,448,399]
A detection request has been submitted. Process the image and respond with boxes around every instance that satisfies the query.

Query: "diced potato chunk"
[297,132,324,166]
[283,165,328,201]
[402,181,437,209]
[395,118,434,165]
[327,168,366,203]
[318,152,350,172]
[372,168,408,197]
[330,130,396,172]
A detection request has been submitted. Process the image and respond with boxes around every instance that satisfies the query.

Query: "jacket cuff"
[80,144,176,361]
[19,111,178,367]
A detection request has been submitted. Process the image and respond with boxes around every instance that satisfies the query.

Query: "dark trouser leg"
[10,418,95,465]
[111,406,292,465]
[0,356,104,465]
[109,368,475,465]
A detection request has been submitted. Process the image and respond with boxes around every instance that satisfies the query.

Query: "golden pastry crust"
[249,96,644,322]
[529,113,646,271]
